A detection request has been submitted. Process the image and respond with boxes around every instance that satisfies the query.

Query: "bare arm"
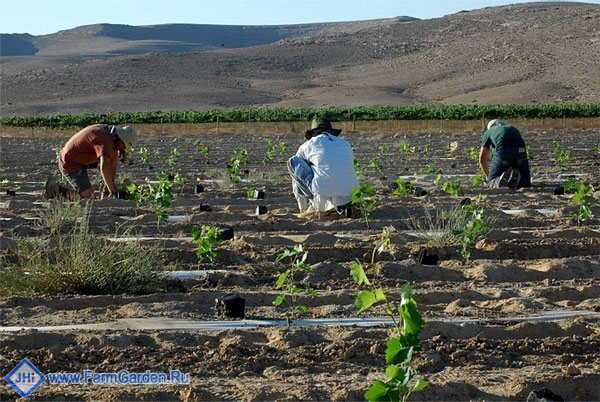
[479,147,491,176]
[99,155,118,196]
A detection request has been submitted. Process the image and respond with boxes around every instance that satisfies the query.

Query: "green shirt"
[480,125,525,151]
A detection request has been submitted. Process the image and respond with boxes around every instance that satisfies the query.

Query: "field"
[0,121,600,400]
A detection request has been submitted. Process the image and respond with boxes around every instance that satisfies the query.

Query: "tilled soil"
[0,126,599,400]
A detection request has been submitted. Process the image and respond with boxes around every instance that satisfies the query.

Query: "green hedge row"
[2,103,600,128]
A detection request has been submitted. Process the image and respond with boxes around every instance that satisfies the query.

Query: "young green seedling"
[227,148,250,184]
[435,174,461,197]
[456,202,488,263]
[127,172,182,226]
[369,157,384,177]
[392,178,414,197]
[197,144,210,159]
[191,225,222,263]
[418,164,437,175]
[467,147,479,162]
[470,172,487,188]
[351,183,377,229]
[568,181,596,224]
[551,140,571,170]
[350,229,428,402]
[272,245,316,326]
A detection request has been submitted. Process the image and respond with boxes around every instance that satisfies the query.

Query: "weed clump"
[0,205,161,296]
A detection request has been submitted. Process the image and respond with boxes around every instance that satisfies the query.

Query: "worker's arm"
[99,155,118,197]
[479,147,491,176]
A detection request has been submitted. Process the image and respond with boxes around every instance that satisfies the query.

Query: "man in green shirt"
[479,120,531,189]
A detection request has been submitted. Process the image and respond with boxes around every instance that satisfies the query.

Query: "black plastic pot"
[5,190,16,196]
[195,184,205,194]
[116,191,131,200]
[526,388,564,402]
[336,203,353,218]
[413,187,428,197]
[256,205,268,215]
[417,249,439,266]
[198,204,212,212]
[253,189,265,200]
[217,227,234,241]
[215,293,246,319]
[553,185,565,196]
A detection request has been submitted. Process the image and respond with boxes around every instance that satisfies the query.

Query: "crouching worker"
[288,118,359,214]
[479,119,531,190]
[45,124,137,200]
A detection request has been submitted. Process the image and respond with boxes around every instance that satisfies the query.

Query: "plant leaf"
[275,271,289,288]
[413,378,429,392]
[364,380,390,402]
[400,285,424,336]
[385,364,407,383]
[272,294,285,306]
[350,260,370,286]
[385,336,413,365]
[355,289,386,313]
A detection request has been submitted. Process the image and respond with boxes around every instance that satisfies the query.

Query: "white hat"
[113,126,137,148]
[487,119,506,130]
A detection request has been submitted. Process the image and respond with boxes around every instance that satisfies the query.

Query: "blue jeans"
[489,146,531,188]
[288,156,314,211]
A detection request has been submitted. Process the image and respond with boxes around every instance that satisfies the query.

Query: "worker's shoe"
[43,175,60,199]
[498,168,521,190]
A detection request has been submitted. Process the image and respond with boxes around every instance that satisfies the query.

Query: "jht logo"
[3,358,46,397]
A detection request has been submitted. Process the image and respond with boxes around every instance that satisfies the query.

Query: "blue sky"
[3,0,600,35]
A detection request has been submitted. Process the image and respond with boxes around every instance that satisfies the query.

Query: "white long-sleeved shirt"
[296,133,359,212]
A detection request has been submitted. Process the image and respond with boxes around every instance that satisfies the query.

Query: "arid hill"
[1,2,600,116]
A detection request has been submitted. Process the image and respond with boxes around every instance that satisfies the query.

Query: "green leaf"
[399,285,424,336]
[385,364,407,383]
[355,289,386,313]
[295,304,310,316]
[385,337,413,365]
[413,378,429,392]
[275,271,289,288]
[350,260,370,286]
[364,380,390,402]
[272,294,285,306]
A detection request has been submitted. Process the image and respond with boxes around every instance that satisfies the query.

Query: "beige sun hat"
[113,125,137,148]
[487,119,507,130]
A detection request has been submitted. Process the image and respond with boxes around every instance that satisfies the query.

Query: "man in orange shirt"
[45,124,137,200]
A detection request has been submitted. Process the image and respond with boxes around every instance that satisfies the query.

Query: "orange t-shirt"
[60,125,119,173]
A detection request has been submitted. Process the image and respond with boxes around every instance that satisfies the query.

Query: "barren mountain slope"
[1,2,600,115]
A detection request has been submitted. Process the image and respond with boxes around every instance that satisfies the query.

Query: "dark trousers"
[489,146,531,188]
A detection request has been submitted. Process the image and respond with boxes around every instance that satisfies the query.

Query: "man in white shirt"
[288,118,359,214]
